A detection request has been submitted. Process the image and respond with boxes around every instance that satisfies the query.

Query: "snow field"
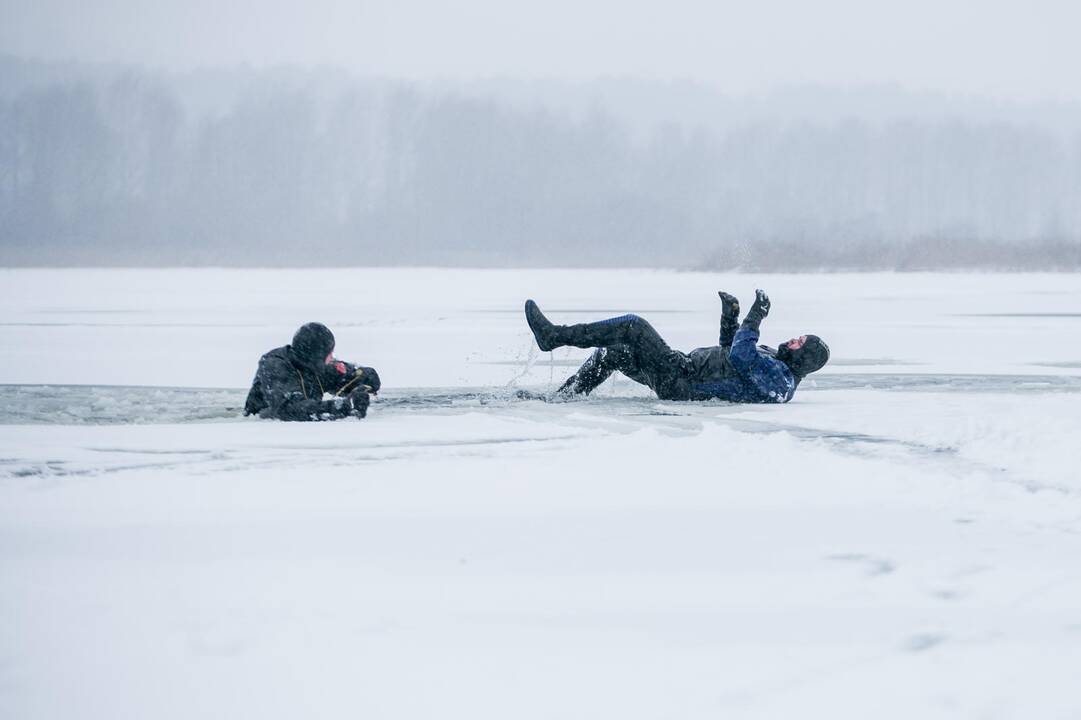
[2,269,1081,718]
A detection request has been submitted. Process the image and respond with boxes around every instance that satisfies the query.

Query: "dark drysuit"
[558,312,797,403]
[244,346,379,421]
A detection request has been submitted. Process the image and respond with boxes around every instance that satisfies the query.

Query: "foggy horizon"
[3,0,1081,270]
[2,55,1081,270]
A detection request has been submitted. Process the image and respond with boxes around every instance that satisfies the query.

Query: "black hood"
[289,322,335,369]
[777,335,830,378]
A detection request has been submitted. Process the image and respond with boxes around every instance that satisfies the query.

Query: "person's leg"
[558,341,689,399]
[527,300,690,398]
[558,348,613,395]
[525,300,675,357]
[558,345,637,395]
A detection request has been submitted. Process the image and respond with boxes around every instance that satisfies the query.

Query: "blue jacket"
[685,323,797,403]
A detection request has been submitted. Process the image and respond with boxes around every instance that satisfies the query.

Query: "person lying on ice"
[524,290,828,403]
[244,322,381,421]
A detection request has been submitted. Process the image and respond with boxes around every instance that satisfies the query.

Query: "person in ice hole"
[525,290,829,404]
[244,322,381,421]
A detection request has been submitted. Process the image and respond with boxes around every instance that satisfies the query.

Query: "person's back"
[685,344,734,381]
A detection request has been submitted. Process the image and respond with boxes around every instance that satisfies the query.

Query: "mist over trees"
[2,57,1080,269]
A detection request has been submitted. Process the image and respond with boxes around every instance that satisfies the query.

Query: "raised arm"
[728,289,795,403]
[728,289,770,369]
[717,291,740,348]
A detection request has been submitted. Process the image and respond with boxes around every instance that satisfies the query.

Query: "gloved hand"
[349,388,370,418]
[357,366,381,394]
[746,289,771,322]
[717,291,740,319]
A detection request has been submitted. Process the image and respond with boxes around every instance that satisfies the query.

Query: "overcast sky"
[2,0,1080,102]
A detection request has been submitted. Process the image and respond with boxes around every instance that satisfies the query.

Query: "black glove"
[746,289,770,322]
[717,291,740,319]
[348,388,370,418]
[357,366,381,394]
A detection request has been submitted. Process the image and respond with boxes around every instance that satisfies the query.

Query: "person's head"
[776,334,830,378]
[291,322,335,369]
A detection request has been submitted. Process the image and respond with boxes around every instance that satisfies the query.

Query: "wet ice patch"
[826,358,925,366]
[4,373,1080,427]
[0,384,245,425]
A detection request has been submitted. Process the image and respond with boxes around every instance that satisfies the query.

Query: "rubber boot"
[525,299,560,351]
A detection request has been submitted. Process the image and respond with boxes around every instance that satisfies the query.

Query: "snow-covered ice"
[2,269,1081,719]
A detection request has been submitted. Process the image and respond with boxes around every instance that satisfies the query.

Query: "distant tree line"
[1,58,1080,269]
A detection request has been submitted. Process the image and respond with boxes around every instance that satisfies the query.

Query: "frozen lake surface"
[2,269,1081,719]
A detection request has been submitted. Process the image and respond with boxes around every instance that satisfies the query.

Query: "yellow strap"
[335,372,364,397]
[295,369,330,400]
